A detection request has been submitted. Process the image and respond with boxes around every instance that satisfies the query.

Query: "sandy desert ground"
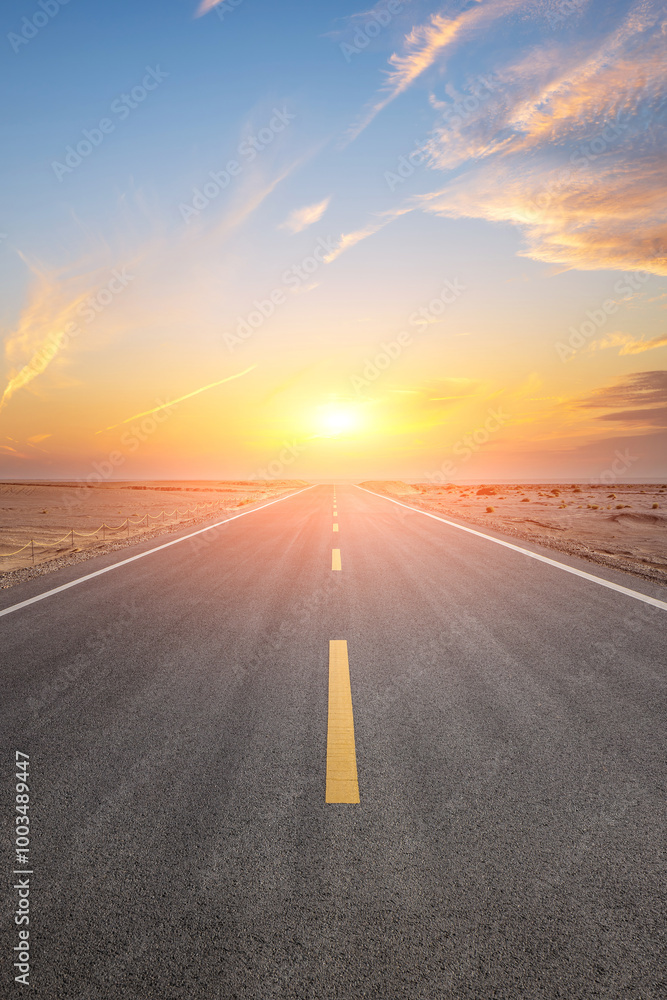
[0,480,308,588]
[3,479,665,590]
[360,481,667,585]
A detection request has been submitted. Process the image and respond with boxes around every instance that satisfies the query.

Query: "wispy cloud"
[577,370,667,412]
[195,0,223,17]
[338,0,665,274]
[417,0,667,274]
[219,165,298,237]
[0,444,28,458]
[280,196,331,234]
[345,11,463,142]
[0,259,122,415]
[344,0,530,143]
[590,331,667,356]
[95,366,257,434]
[325,206,412,263]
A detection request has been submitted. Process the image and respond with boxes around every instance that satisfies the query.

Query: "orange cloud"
[0,263,112,414]
[422,155,667,275]
[591,332,667,356]
[418,0,667,274]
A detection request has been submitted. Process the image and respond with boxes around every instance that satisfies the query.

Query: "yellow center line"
[332,548,341,570]
[333,523,338,532]
[326,640,359,803]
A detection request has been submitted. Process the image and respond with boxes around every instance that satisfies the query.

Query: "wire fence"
[0,500,224,566]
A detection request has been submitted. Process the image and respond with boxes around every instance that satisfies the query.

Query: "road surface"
[2,484,665,998]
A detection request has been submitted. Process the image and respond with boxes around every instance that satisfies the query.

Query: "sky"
[0,0,665,482]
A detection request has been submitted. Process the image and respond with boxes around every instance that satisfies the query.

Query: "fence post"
[71,529,74,548]
[31,539,34,564]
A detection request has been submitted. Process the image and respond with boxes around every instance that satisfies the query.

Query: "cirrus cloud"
[419,0,667,274]
[346,0,667,275]
[280,196,331,234]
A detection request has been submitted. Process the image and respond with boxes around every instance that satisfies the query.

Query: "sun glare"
[316,404,361,437]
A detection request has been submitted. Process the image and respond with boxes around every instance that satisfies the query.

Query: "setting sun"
[316,404,362,438]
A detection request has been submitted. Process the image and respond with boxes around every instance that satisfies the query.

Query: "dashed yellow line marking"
[325,640,359,804]
[332,548,341,570]
[333,523,338,532]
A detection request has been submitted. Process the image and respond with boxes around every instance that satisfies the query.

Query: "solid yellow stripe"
[333,523,338,532]
[326,640,359,803]
[332,548,341,570]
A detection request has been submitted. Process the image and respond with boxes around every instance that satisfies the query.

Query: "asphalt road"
[2,484,665,999]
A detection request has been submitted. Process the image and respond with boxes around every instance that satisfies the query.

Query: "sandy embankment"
[0,481,308,589]
[359,481,667,584]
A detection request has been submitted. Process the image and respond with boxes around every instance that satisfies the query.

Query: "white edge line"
[355,485,667,612]
[0,485,316,618]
